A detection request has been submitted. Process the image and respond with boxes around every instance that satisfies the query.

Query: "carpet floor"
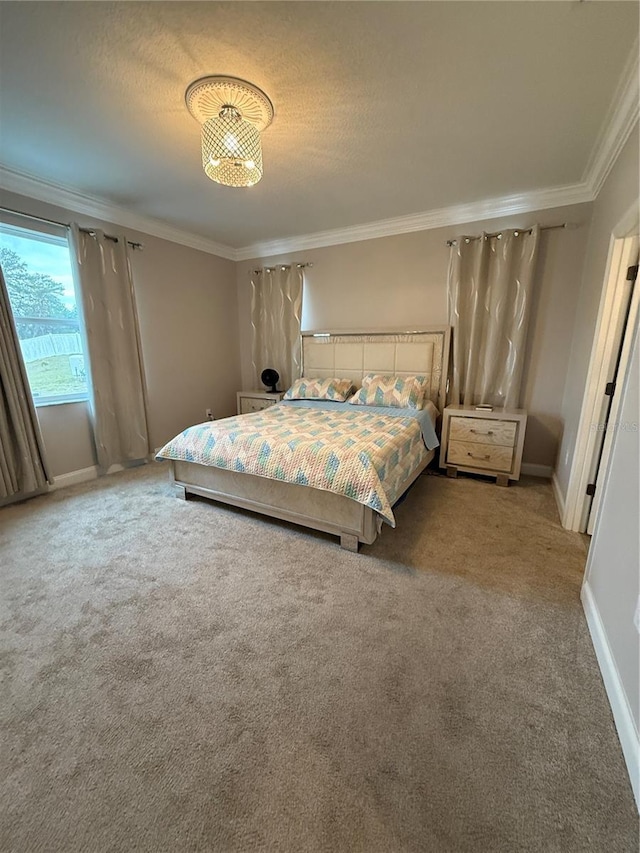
[1,463,637,852]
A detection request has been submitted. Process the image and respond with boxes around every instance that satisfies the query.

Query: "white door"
[584,238,638,534]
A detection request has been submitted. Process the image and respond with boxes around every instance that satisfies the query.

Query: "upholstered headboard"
[301,327,451,413]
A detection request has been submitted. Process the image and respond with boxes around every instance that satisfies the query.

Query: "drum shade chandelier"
[185,76,274,187]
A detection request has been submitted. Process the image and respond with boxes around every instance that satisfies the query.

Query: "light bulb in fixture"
[186,75,273,188]
[201,109,263,187]
[224,133,240,152]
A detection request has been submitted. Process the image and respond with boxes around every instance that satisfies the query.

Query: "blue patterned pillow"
[349,374,429,409]
[284,377,355,402]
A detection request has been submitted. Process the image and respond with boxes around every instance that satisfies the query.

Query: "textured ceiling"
[0,1,637,248]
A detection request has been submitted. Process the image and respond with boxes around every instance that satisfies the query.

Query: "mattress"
[156,400,439,526]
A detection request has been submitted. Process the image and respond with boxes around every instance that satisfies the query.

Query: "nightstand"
[237,390,285,415]
[439,405,527,486]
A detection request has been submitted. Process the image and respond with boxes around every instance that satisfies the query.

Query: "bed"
[157,328,450,550]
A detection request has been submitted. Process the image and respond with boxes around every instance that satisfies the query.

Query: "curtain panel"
[448,227,540,410]
[0,262,51,501]
[69,225,150,472]
[250,265,303,392]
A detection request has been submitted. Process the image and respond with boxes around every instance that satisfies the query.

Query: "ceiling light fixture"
[185,76,273,188]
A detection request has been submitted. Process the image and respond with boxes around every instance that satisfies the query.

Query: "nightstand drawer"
[448,439,514,472]
[239,397,277,414]
[237,390,284,415]
[450,416,517,447]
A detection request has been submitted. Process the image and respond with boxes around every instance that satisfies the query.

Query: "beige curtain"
[69,225,149,472]
[0,262,51,500]
[250,265,303,391]
[448,227,540,409]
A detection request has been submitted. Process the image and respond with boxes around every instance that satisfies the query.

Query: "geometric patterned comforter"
[156,403,431,526]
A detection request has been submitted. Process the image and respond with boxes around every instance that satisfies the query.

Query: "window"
[0,219,88,406]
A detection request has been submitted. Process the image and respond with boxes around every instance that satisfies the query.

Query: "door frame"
[586,245,638,533]
[562,201,639,532]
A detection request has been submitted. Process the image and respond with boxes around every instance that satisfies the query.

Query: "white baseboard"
[521,463,552,478]
[581,581,639,811]
[49,459,152,491]
[551,471,566,524]
[50,465,98,490]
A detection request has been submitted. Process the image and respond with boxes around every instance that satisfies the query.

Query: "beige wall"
[0,189,240,478]
[130,233,239,450]
[588,325,640,722]
[36,402,96,477]
[584,322,639,801]
[555,125,639,499]
[237,202,593,470]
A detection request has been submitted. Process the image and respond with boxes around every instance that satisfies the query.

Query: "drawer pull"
[468,452,491,460]
[470,429,493,436]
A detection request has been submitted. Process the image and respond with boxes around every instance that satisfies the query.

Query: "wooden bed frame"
[170,327,451,550]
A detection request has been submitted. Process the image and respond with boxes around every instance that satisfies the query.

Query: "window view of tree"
[0,227,88,404]
[1,247,78,334]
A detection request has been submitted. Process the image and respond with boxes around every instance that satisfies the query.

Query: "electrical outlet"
[634,597,640,635]
[205,408,213,421]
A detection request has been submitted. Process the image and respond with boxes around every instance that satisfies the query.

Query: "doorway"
[585,243,638,533]
[563,219,639,533]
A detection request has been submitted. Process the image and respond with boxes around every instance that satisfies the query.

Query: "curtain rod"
[446,222,571,247]
[251,262,313,274]
[0,206,143,250]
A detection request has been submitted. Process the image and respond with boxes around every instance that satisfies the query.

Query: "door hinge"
[627,264,639,281]
[604,381,616,397]
[586,483,596,497]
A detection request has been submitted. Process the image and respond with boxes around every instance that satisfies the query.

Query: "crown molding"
[0,164,596,267]
[234,181,594,260]
[583,37,639,198]
[0,165,238,261]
